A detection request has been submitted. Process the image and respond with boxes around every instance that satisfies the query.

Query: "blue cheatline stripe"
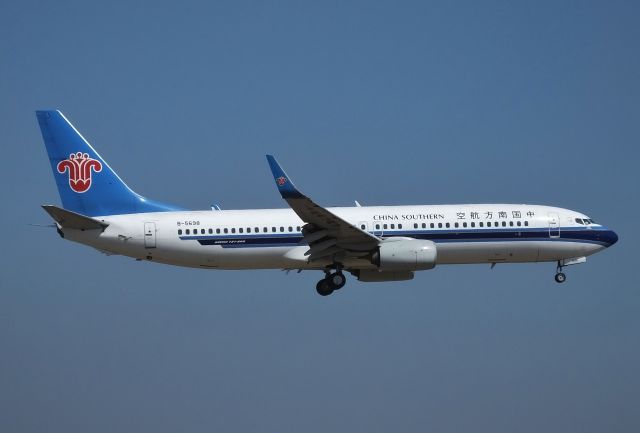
[196,236,304,247]
[177,227,615,249]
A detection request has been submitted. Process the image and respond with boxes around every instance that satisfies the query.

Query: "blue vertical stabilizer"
[36,110,183,216]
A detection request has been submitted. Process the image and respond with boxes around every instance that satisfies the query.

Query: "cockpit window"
[575,218,584,225]
[576,217,596,225]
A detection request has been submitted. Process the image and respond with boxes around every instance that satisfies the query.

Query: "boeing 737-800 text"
[37,111,618,296]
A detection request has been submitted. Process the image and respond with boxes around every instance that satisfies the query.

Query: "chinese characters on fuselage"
[374,210,536,221]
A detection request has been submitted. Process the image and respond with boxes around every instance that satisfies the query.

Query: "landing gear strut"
[315,269,347,296]
[555,261,567,283]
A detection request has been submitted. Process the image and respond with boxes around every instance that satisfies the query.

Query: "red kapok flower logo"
[57,152,102,193]
[276,176,287,186]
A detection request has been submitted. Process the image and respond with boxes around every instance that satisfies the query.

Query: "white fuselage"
[60,204,615,271]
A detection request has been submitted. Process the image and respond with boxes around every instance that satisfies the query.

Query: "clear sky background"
[1,1,638,432]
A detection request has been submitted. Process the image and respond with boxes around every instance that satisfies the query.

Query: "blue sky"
[1,1,638,432]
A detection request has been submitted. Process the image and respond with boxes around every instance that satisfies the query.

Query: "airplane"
[36,110,618,296]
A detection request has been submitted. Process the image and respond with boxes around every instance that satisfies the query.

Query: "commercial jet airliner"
[37,110,618,296]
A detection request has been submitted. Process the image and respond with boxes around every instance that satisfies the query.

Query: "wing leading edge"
[266,155,380,261]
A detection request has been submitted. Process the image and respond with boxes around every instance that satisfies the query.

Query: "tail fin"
[36,110,183,216]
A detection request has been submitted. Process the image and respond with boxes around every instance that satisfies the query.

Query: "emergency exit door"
[144,222,157,248]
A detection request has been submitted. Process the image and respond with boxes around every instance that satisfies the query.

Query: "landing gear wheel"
[328,272,346,290]
[316,279,334,296]
[555,272,566,283]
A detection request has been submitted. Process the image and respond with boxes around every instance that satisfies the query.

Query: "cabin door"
[144,222,157,248]
[548,213,560,238]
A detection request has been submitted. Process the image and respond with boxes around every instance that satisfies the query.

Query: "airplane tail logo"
[276,176,287,186]
[57,152,102,193]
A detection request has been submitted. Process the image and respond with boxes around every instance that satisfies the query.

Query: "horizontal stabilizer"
[42,205,108,230]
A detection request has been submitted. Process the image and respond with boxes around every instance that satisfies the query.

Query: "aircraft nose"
[602,229,618,247]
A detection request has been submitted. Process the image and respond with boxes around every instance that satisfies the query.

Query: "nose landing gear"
[315,270,347,296]
[555,261,567,283]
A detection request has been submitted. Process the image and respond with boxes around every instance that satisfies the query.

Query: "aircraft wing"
[266,155,380,261]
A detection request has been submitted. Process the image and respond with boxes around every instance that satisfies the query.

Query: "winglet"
[266,155,304,199]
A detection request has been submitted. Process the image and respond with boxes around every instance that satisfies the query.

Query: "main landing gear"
[555,261,567,283]
[315,270,347,296]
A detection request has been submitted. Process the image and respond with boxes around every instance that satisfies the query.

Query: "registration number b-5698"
[176,221,200,226]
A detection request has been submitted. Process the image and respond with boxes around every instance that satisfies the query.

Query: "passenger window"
[288,226,293,232]
[296,226,301,231]
[524,221,529,226]
[224,228,228,233]
[178,229,183,235]
[471,222,475,227]
[423,223,428,229]
[390,224,395,229]
[278,227,283,232]
[363,224,367,230]
[383,224,388,229]
[438,223,442,228]
[517,221,521,227]
[272,227,276,232]
[509,221,514,226]
[247,228,251,233]
[239,228,244,233]
[414,223,418,229]
[231,228,236,233]
[216,228,221,234]
[445,222,450,228]
[375,224,380,230]
[494,222,499,227]
[501,221,506,227]
[454,222,459,228]
[430,223,435,228]
[479,222,484,227]
[255,227,259,233]
[263,227,267,232]
[398,224,402,229]
[186,229,190,235]
[463,222,467,228]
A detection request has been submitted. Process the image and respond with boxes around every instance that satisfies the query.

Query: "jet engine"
[372,239,437,271]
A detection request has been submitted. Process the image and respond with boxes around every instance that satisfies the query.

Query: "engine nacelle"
[372,239,437,271]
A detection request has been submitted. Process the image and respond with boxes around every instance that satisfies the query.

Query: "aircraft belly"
[537,241,604,262]
[437,240,604,265]
[436,241,540,264]
[213,246,290,269]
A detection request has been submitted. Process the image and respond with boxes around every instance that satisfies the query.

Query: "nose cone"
[601,229,619,247]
